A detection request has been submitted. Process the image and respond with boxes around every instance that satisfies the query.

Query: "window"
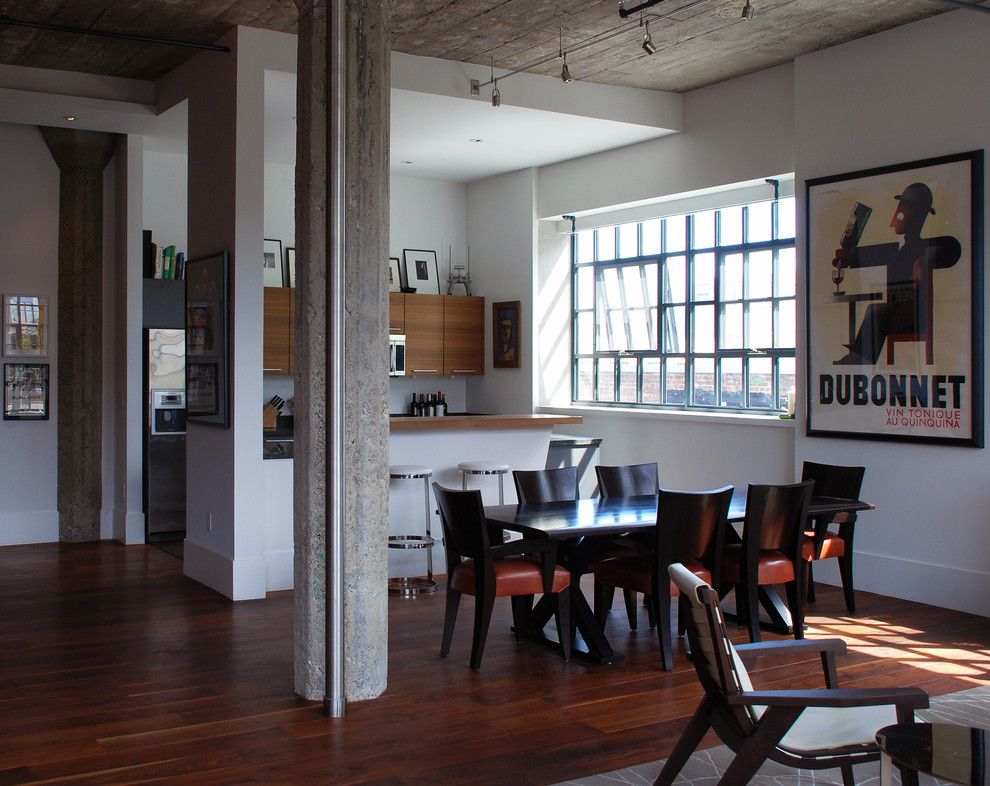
[572,197,796,413]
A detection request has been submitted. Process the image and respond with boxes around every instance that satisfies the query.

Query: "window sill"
[538,404,798,429]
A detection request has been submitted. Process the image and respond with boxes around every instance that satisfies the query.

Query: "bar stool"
[388,465,437,596]
[457,461,509,504]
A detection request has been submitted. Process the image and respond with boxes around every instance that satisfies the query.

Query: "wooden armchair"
[655,564,928,786]
[801,461,865,613]
[433,483,571,669]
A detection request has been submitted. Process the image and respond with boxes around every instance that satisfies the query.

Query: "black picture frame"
[264,238,284,288]
[285,247,296,288]
[388,256,402,292]
[806,150,984,447]
[402,249,440,295]
[493,300,521,369]
[185,250,230,428]
[3,362,49,420]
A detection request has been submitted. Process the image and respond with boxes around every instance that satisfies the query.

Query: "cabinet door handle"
[263,368,285,372]
[451,369,477,374]
[411,369,438,373]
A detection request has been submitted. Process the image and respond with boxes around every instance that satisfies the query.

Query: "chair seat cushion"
[449,557,570,597]
[802,534,846,561]
[594,556,710,597]
[722,546,795,585]
[777,703,898,754]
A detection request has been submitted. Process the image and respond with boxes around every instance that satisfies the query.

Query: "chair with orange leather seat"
[721,481,813,643]
[512,466,578,504]
[593,486,733,670]
[433,483,571,670]
[801,461,865,613]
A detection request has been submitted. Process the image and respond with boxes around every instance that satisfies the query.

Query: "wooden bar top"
[389,413,582,431]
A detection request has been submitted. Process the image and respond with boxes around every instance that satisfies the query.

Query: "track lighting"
[561,52,572,83]
[491,80,501,107]
[741,0,754,20]
[642,20,656,54]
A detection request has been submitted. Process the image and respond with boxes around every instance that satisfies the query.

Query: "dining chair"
[512,466,578,504]
[595,462,659,497]
[720,480,814,643]
[801,461,866,613]
[432,483,571,669]
[592,486,733,670]
[655,563,928,786]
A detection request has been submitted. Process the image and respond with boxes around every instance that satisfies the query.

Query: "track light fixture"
[561,52,573,83]
[642,20,656,54]
[741,0,754,20]
[489,57,501,107]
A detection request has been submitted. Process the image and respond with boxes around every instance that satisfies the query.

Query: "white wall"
[143,150,188,255]
[792,9,990,616]
[0,123,59,545]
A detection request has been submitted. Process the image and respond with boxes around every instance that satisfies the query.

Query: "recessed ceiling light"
[63,115,77,122]
[400,160,413,165]
[468,138,483,143]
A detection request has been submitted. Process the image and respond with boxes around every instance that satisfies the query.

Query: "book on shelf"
[144,231,186,280]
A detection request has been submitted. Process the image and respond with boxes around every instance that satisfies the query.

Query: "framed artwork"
[263,238,284,287]
[185,250,230,428]
[3,294,49,357]
[388,257,402,293]
[806,150,983,446]
[4,363,49,420]
[286,247,296,288]
[402,249,440,295]
[493,300,521,369]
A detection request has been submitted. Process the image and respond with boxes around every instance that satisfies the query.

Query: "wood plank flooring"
[1,542,988,785]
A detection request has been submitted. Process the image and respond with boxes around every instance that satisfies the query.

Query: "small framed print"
[263,238,284,288]
[185,250,230,428]
[402,249,440,295]
[493,300,521,369]
[388,257,402,293]
[4,363,49,420]
[3,294,49,357]
[285,247,296,288]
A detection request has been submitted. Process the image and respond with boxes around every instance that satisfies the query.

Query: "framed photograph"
[264,238,284,288]
[402,249,440,295]
[185,250,230,428]
[806,150,983,446]
[285,247,296,288]
[388,257,402,293]
[4,363,49,420]
[3,294,49,357]
[493,300,521,369]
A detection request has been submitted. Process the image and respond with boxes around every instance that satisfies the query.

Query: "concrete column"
[294,1,391,702]
[40,128,118,543]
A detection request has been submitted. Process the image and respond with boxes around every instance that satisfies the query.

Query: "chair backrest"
[656,486,733,582]
[596,462,659,497]
[670,563,763,734]
[432,484,490,570]
[743,481,814,557]
[512,466,578,504]
[800,461,865,500]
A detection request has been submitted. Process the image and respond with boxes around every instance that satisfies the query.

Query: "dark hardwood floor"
[1,542,988,785]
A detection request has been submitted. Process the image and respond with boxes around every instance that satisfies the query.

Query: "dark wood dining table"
[483,488,875,664]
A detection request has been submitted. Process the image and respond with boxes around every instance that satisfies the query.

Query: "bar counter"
[389,413,582,431]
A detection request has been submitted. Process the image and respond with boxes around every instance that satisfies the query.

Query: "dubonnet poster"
[806,151,983,446]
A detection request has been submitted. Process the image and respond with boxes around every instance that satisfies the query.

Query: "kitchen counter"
[389,413,582,431]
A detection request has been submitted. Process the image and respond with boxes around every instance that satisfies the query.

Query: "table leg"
[525,578,621,664]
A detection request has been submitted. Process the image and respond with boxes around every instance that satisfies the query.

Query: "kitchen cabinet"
[401,294,484,377]
[264,287,294,375]
[389,291,405,334]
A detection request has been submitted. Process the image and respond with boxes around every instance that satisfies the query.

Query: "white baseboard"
[265,548,294,591]
[812,551,990,617]
[111,508,145,544]
[0,510,58,545]
[183,538,267,601]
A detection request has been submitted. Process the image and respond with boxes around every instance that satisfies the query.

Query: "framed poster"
[388,257,402,293]
[185,251,230,428]
[3,294,49,357]
[4,363,49,420]
[263,238,284,287]
[806,150,983,446]
[493,300,520,369]
[285,247,296,288]
[402,249,440,295]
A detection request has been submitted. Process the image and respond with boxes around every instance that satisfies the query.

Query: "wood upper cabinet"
[389,292,405,334]
[263,287,294,375]
[442,295,484,375]
[404,294,443,376]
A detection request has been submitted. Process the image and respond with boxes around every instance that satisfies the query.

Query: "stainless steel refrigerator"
[145,328,186,541]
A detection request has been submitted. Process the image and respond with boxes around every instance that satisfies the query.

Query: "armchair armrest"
[728,687,929,710]
[734,638,848,658]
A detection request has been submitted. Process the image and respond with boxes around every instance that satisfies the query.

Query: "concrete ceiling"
[1,0,955,91]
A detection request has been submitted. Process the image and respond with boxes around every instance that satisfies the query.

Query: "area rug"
[553,685,990,786]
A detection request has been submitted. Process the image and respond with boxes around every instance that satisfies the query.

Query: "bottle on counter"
[418,393,427,416]
[409,393,419,417]
[436,390,446,417]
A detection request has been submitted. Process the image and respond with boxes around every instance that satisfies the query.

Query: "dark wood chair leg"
[440,589,460,657]
[469,587,496,670]
[742,581,761,643]
[896,764,920,786]
[594,580,614,627]
[837,553,856,613]
[510,596,527,642]
[785,578,804,640]
[652,698,714,786]
[623,589,638,630]
[839,764,855,786]
[806,560,816,603]
[554,587,571,662]
[645,594,656,629]
[653,590,673,671]
[719,707,800,785]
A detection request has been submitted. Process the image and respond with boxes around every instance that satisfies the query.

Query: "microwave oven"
[389,333,406,377]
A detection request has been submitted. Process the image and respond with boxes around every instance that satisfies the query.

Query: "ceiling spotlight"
[491,80,501,107]
[63,114,77,122]
[642,21,656,55]
[741,0,754,20]
[561,52,573,84]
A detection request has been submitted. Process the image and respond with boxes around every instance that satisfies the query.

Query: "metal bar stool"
[457,461,509,504]
[388,465,437,596]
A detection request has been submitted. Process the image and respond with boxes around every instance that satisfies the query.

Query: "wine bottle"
[409,393,418,416]
[418,393,426,416]
[437,390,446,417]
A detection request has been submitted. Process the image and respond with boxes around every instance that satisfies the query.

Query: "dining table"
[483,488,875,664]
